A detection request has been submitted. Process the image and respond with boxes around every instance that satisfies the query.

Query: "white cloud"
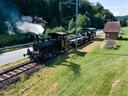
[114,12,120,16]
[105,4,128,16]
[89,0,128,16]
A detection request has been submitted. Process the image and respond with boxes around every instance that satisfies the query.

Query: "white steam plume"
[16,21,44,34]
[5,22,15,35]
[21,15,33,23]
[0,0,45,35]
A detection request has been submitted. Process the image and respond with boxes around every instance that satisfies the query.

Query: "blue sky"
[89,0,128,16]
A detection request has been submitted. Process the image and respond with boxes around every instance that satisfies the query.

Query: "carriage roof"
[50,32,67,35]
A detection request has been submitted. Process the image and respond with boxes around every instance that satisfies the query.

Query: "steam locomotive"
[24,28,96,62]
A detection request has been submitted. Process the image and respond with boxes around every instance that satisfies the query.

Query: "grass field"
[0,27,128,96]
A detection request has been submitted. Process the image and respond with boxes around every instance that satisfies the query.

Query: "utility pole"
[60,0,79,51]
[75,0,78,51]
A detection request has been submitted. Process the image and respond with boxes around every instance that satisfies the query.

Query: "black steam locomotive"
[24,28,96,62]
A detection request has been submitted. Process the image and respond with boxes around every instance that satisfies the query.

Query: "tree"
[68,18,75,30]
[79,0,92,15]
[78,14,85,28]
[78,14,91,28]
[122,18,127,27]
[2,0,117,32]
[51,17,58,28]
[119,20,123,27]
[92,2,104,14]
[46,0,60,26]
[84,15,91,27]
[120,18,127,27]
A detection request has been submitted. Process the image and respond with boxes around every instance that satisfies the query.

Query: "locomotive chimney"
[35,34,39,42]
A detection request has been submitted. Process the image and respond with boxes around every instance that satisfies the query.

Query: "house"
[104,21,121,40]
[32,16,48,24]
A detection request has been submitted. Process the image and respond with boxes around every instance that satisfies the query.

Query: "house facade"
[104,21,121,40]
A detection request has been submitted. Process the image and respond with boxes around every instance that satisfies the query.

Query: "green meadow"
[1,27,128,96]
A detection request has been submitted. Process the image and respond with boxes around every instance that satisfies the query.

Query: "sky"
[89,0,128,16]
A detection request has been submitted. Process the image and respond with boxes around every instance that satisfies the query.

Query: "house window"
[107,34,109,37]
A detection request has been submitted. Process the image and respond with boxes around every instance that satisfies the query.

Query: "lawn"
[0,27,128,96]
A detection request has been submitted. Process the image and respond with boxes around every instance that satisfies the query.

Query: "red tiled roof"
[104,21,121,33]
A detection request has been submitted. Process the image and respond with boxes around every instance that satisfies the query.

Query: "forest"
[0,0,119,47]
[11,0,117,28]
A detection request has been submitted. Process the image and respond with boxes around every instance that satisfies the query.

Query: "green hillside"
[116,15,128,20]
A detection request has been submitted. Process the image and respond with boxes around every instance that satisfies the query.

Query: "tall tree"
[3,0,117,31]
[51,17,58,28]
[79,0,92,15]
[78,14,91,28]
[122,18,127,27]
[68,18,75,30]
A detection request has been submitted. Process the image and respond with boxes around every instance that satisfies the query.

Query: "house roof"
[104,21,121,33]
[32,17,48,24]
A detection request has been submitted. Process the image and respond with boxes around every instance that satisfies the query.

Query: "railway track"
[0,61,42,89]
[0,38,96,89]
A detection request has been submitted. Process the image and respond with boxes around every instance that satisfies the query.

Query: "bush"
[68,18,75,30]
[44,26,67,37]
[0,33,35,48]
[68,28,76,34]
[68,27,82,35]
[51,26,66,33]
[101,40,120,50]
[44,28,51,37]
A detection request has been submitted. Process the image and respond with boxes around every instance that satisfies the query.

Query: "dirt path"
[79,34,105,52]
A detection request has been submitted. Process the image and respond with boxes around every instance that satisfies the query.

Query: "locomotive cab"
[49,32,67,51]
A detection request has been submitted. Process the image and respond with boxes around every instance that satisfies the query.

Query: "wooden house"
[104,21,121,40]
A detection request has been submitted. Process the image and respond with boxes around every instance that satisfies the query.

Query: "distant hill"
[116,15,128,20]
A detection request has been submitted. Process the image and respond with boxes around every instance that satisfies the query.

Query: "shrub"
[0,33,35,48]
[44,26,67,37]
[68,27,82,35]
[44,28,51,37]
[68,28,76,34]
[101,40,120,50]
[51,26,66,33]
[68,18,75,30]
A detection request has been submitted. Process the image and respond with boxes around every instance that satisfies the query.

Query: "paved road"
[0,47,32,66]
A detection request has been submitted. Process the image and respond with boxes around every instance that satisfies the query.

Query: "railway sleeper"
[0,65,42,89]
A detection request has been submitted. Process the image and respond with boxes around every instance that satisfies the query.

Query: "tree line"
[116,15,128,27]
[0,0,123,47]
[11,0,117,30]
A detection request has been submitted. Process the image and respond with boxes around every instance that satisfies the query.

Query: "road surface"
[0,47,32,66]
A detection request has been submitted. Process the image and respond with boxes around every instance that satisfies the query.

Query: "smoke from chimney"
[0,0,44,35]
[21,16,33,23]
[16,21,44,35]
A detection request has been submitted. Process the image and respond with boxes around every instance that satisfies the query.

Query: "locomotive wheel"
[83,40,86,44]
[33,55,40,62]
